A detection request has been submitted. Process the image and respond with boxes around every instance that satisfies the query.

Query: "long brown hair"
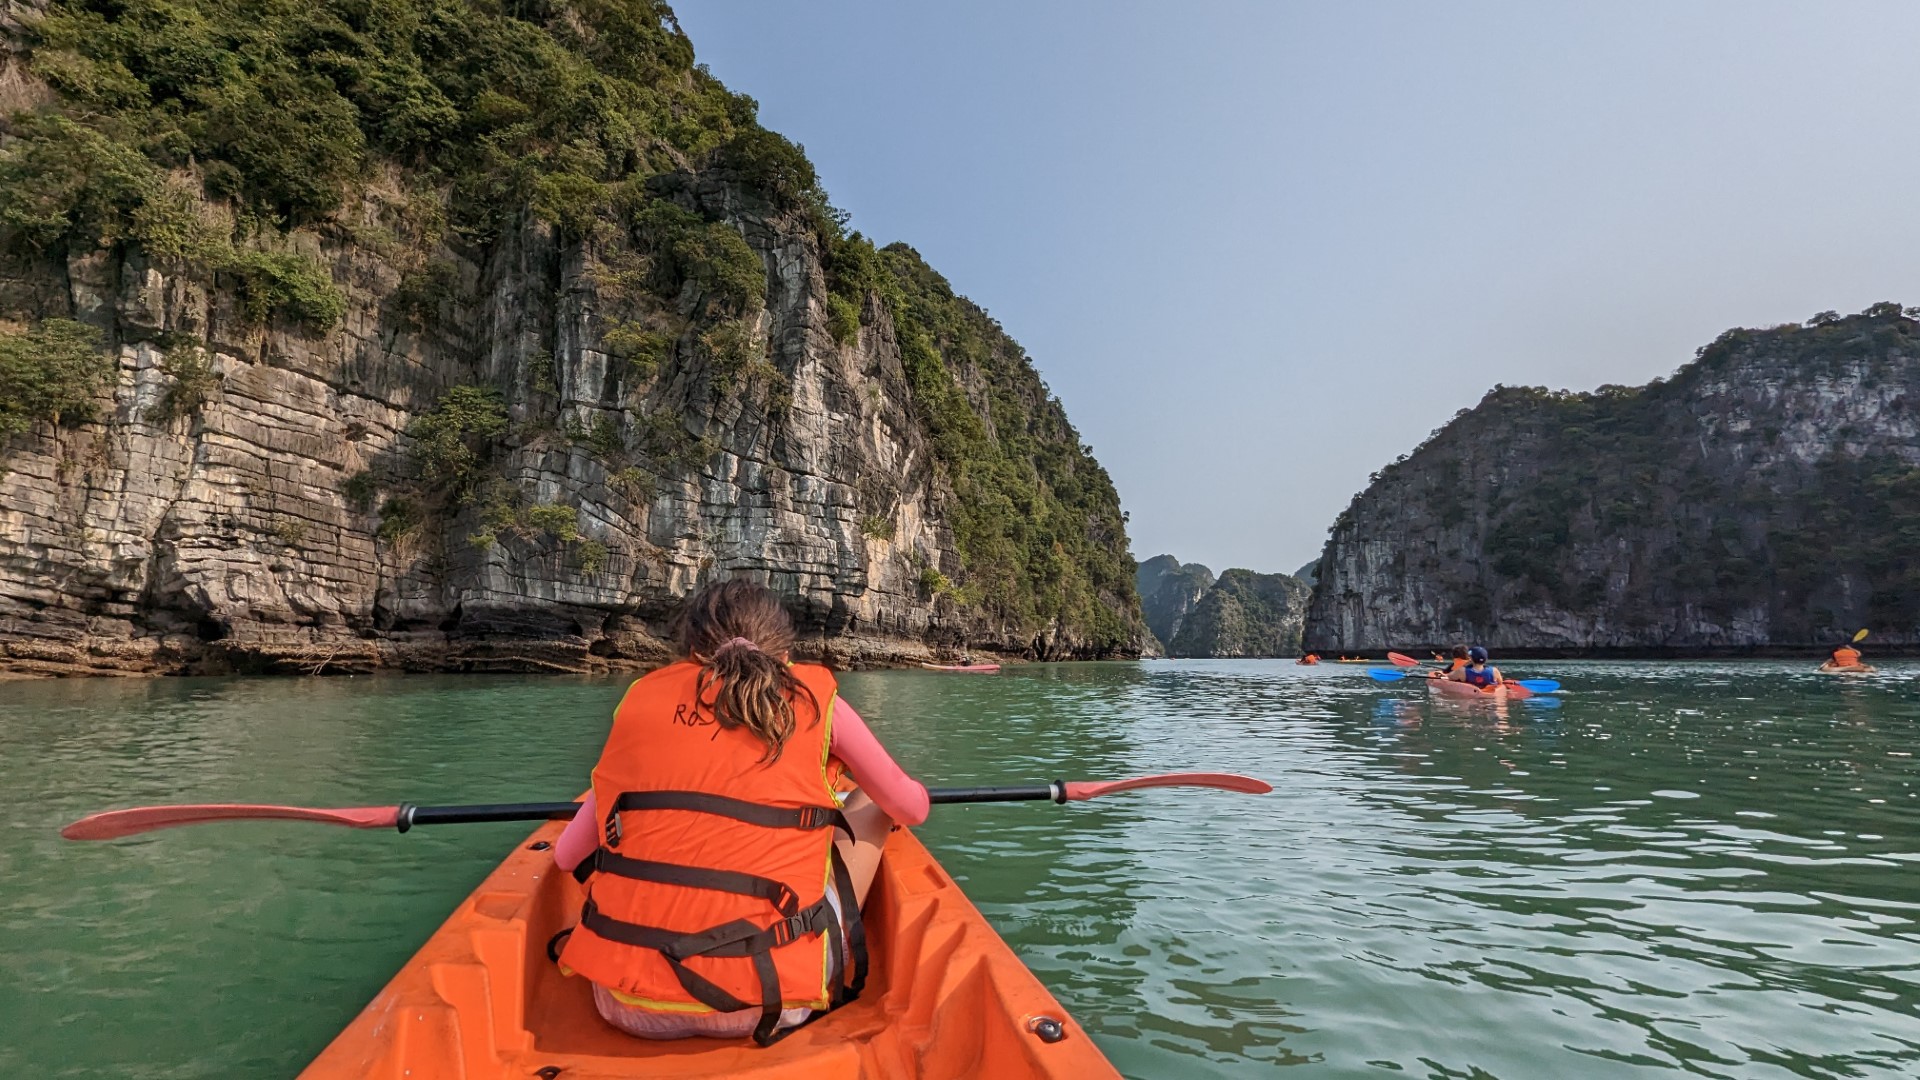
[674,579,818,762]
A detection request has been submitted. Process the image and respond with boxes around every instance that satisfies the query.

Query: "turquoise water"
[2,660,1917,1077]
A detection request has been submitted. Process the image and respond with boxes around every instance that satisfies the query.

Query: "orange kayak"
[1426,676,1532,701]
[301,821,1119,1079]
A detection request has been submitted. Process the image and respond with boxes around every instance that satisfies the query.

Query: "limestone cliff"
[1135,554,1213,649]
[0,0,1144,676]
[1165,568,1309,658]
[1304,306,1920,653]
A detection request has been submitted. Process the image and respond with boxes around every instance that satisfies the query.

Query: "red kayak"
[1426,676,1532,701]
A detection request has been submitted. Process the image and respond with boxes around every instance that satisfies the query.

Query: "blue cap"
[1468,646,1489,662]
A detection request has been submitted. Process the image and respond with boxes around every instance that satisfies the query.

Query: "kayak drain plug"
[535,1067,563,1079]
[1028,1016,1067,1044]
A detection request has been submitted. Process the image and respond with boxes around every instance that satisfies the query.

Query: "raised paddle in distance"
[61,772,1272,841]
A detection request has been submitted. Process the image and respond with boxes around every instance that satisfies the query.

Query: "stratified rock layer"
[1304,308,1920,654]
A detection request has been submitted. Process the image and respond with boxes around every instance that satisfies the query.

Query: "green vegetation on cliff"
[1164,568,1309,658]
[1465,310,1920,634]
[0,319,112,436]
[867,245,1139,650]
[10,0,798,234]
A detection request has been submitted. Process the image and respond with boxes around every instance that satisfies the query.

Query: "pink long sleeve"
[830,699,929,826]
[554,789,599,873]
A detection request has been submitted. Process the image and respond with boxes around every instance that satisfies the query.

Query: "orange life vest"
[558,660,864,1044]
[1832,647,1862,667]
[1450,658,1468,672]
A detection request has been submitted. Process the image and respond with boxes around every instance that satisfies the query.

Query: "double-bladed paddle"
[60,772,1272,841]
[1366,667,1562,694]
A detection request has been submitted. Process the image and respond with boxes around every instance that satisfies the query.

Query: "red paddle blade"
[1061,772,1272,802]
[61,804,402,841]
[1387,652,1421,667]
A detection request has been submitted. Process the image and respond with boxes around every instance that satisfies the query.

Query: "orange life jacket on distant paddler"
[557,660,864,1045]
[1832,647,1862,668]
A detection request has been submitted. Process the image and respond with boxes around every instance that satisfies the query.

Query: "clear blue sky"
[676,1,1920,576]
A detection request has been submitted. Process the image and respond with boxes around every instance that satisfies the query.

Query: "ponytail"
[675,580,818,763]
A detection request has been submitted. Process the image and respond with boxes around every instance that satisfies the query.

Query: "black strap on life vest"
[571,789,867,1046]
[601,790,850,847]
[570,850,800,916]
[825,842,868,1004]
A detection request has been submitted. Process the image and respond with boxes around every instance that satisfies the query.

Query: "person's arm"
[830,699,930,826]
[553,789,599,873]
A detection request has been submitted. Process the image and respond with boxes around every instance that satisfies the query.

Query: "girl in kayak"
[552,579,929,1043]
[1446,646,1502,687]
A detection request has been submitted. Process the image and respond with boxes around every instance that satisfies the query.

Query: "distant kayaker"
[552,579,930,1044]
[1820,643,1871,672]
[1447,646,1503,687]
[1427,645,1469,679]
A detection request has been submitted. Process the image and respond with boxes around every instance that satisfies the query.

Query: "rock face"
[1135,554,1214,649]
[0,1,1145,676]
[1138,553,1311,659]
[1304,307,1920,654]
[1165,569,1310,658]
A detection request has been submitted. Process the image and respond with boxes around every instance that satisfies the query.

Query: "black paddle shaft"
[398,801,583,831]
[927,782,1065,805]
[395,782,1071,831]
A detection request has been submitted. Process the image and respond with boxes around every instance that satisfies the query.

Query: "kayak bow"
[299,822,1120,1079]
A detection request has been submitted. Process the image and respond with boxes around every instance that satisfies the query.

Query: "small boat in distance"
[921,661,1002,673]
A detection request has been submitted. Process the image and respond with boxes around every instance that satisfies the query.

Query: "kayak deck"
[301,822,1117,1079]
